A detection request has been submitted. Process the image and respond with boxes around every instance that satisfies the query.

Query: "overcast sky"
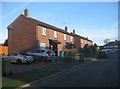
[1,2,118,45]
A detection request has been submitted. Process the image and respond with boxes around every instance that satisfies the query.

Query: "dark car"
[97,51,108,59]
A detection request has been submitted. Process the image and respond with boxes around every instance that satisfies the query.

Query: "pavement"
[27,53,118,87]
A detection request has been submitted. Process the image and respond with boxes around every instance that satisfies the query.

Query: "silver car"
[8,52,34,64]
[27,49,55,60]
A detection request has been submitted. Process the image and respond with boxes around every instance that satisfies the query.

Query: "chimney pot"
[73,29,75,34]
[65,27,67,31]
[24,9,29,17]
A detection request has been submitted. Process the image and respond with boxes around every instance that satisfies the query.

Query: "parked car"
[8,52,34,64]
[27,49,55,60]
[97,51,108,59]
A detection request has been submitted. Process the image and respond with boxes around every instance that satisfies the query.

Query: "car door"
[40,50,47,57]
[29,50,38,56]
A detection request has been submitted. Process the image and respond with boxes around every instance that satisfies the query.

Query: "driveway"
[10,60,53,73]
[28,53,118,87]
[2,60,82,84]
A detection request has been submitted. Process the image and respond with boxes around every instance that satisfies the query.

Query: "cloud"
[80,22,118,45]
[2,0,33,19]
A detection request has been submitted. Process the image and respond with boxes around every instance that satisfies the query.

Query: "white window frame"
[54,31,57,38]
[114,45,118,48]
[40,43,46,49]
[104,46,106,48]
[84,40,86,44]
[64,34,66,40]
[42,27,46,36]
[81,39,83,43]
[70,36,72,41]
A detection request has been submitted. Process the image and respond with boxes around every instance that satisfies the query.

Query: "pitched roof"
[9,14,92,42]
[27,15,92,42]
[74,34,93,42]
[21,14,73,36]
[105,41,118,46]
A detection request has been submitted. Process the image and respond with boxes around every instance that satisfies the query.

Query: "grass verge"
[2,70,59,89]
[54,57,65,63]
[84,55,97,61]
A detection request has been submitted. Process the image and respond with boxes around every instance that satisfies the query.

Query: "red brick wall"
[74,36,80,49]
[77,38,93,48]
[8,15,91,55]
[8,15,37,53]
[36,26,74,56]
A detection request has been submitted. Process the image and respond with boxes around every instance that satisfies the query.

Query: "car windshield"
[99,51,106,54]
[41,50,46,53]
[9,53,18,56]
[19,53,28,56]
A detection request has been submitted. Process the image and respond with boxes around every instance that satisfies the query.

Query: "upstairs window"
[81,39,83,43]
[64,34,66,40]
[84,40,86,44]
[70,36,72,41]
[42,27,46,36]
[54,31,57,38]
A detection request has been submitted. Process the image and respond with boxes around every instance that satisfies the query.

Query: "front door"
[49,41,58,56]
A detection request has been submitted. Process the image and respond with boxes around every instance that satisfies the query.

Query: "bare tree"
[104,39,110,45]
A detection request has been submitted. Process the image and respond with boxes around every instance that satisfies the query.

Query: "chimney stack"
[73,29,75,34]
[24,9,29,17]
[65,26,67,31]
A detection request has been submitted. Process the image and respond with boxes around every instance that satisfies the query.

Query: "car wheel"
[17,59,22,64]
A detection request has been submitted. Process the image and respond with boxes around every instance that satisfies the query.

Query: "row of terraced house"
[8,9,93,56]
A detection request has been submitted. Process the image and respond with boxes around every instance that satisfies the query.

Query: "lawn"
[2,70,59,89]
[84,55,97,61]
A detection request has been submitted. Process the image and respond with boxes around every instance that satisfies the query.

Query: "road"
[29,53,118,87]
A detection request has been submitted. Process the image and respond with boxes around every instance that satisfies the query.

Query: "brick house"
[74,34,93,49]
[8,9,75,56]
[8,9,92,56]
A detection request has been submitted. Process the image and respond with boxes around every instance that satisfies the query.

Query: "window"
[84,40,86,44]
[110,46,113,48]
[40,43,46,48]
[81,39,83,43]
[42,27,46,36]
[31,50,37,53]
[38,50,46,53]
[114,45,118,48]
[64,34,66,40]
[104,46,106,48]
[9,53,18,56]
[70,36,72,41]
[54,31,57,38]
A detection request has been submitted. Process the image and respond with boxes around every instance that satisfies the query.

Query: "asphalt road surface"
[29,53,118,87]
